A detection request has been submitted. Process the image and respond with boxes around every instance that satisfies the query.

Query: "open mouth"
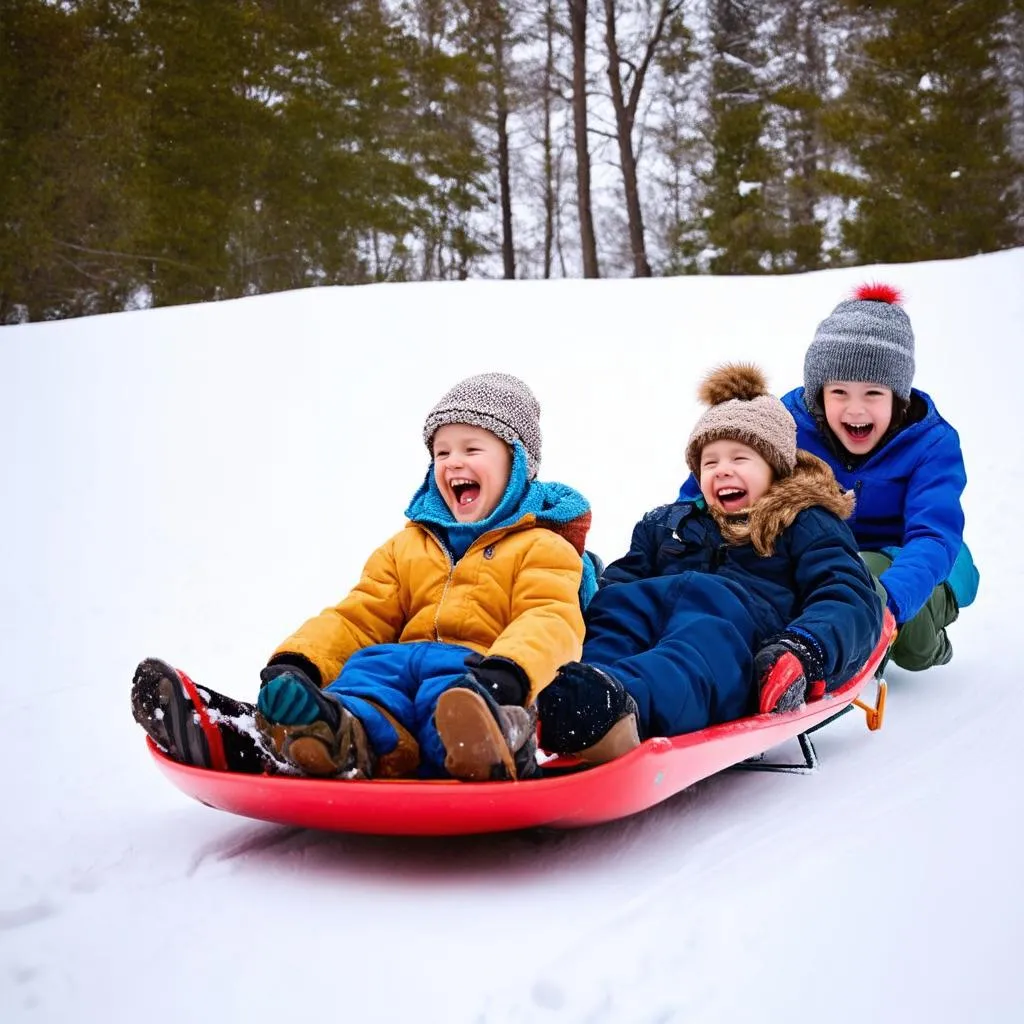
[450,478,481,509]
[842,422,873,441]
[715,487,747,511]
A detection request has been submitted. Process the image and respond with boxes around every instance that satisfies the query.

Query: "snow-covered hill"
[2,250,1022,1023]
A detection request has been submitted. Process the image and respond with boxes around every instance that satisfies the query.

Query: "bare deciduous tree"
[602,0,682,276]
[568,0,600,276]
[492,13,516,278]
[542,0,558,277]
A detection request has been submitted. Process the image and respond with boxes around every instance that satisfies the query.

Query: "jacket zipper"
[714,544,728,570]
[422,527,455,642]
[420,523,521,642]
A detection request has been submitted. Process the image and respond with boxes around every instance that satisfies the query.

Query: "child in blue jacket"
[538,364,883,764]
[679,284,977,670]
[791,284,978,669]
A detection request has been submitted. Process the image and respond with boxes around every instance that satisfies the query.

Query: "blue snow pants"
[583,573,774,738]
[323,642,475,778]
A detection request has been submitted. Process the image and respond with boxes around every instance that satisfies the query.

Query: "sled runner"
[147,611,894,836]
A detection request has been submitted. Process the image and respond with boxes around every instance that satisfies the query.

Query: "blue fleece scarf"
[405,442,598,606]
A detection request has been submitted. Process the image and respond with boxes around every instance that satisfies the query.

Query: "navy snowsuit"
[678,388,979,624]
[584,487,883,739]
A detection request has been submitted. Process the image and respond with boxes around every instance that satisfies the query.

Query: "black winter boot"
[538,662,641,765]
[434,678,540,781]
[131,658,283,774]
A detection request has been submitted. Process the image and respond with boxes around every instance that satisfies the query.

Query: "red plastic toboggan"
[147,612,895,836]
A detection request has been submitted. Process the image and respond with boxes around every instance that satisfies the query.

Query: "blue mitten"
[257,666,329,726]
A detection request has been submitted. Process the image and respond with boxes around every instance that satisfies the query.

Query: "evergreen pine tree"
[764,0,836,271]
[0,0,146,321]
[702,0,782,273]
[828,0,1021,262]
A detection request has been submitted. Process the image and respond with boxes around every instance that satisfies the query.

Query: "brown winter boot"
[257,694,420,780]
[571,713,641,765]
[435,679,539,782]
[257,709,377,779]
[368,702,421,779]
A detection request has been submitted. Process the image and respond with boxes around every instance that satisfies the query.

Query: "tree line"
[2,0,1022,322]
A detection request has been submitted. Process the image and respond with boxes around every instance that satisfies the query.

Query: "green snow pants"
[861,551,958,672]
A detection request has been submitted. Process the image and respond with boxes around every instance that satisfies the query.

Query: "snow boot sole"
[435,687,519,782]
[131,658,226,770]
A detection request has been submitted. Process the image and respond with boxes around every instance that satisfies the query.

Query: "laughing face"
[699,439,774,514]
[432,423,513,523]
[822,381,893,456]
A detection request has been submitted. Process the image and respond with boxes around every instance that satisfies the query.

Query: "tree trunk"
[493,27,516,279]
[602,0,652,276]
[542,0,556,279]
[1004,0,1024,242]
[568,0,599,277]
[602,0,680,276]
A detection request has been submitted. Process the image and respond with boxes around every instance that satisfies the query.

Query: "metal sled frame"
[731,667,888,775]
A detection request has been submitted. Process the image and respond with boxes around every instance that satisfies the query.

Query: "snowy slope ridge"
[2,249,1022,1023]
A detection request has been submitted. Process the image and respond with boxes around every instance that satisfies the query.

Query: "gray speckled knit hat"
[804,283,915,411]
[685,364,797,478]
[423,372,542,479]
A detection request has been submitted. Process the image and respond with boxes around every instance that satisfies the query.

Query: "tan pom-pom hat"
[685,363,797,478]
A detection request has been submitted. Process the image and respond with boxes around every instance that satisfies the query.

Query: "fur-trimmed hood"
[710,450,854,557]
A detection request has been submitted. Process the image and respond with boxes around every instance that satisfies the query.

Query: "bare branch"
[54,239,201,272]
[627,0,684,123]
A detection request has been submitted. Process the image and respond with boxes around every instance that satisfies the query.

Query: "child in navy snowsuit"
[538,364,883,765]
[679,284,978,671]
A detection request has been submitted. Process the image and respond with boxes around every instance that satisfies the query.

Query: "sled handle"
[853,676,887,731]
[847,610,894,732]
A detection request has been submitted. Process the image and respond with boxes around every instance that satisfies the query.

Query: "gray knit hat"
[423,372,542,479]
[804,283,915,411]
[685,364,797,478]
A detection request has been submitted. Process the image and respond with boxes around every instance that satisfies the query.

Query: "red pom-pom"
[853,282,903,305]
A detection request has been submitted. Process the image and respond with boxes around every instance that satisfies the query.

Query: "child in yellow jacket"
[132,373,594,782]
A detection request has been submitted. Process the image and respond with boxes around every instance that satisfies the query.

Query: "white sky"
[2,248,1023,1023]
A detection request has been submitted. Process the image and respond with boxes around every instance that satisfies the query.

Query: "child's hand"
[257,664,323,725]
[754,631,825,714]
[464,654,529,706]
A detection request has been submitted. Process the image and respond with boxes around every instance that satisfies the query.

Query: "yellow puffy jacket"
[271,517,585,702]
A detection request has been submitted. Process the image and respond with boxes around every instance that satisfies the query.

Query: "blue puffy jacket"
[782,388,976,623]
[591,457,882,736]
[678,388,978,624]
